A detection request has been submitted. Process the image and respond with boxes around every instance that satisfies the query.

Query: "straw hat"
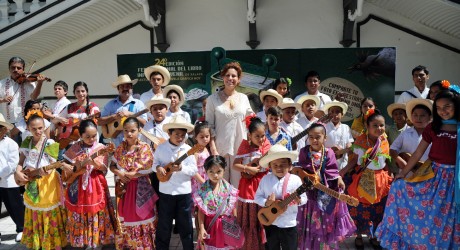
[0,113,13,130]
[387,103,406,118]
[111,74,138,88]
[259,89,283,104]
[405,98,433,118]
[144,65,171,86]
[279,98,301,110]
[163,85,185,107]
[162,115,194,133]
[259,144,299,168]
[324,100,348,115]
[145,96,171,110]
[297,95,320,107]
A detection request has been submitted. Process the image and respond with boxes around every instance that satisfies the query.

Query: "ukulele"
[140,128,166,151]
[58,112,101,149]
[62,143,115,184]
[291,168,359,207]
[258,179,312,226]
[101,109,149,139]
[20,161,64,185]
[156,144,205,182]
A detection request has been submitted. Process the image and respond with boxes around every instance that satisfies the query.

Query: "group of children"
[0,73,458,250]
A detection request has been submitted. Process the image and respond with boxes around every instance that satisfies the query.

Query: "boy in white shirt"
[255,144,307,250]
[0,113,24,242]
[296,95,320,130]
[279,98,305,151]
[323,101,354,170]
[256,89,283,122]
[153,115,197,250]
[140,96,171,149]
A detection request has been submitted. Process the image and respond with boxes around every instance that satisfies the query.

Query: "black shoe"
[370,237,382,249]
[354,237,364,249]
[173,224,179,234]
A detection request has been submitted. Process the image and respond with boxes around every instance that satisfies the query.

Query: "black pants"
[155,193,193,250]
[0,187,25,233]
[264,225,298,250]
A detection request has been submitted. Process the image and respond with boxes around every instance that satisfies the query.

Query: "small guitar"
[291,168,359,207]
[291,114,332,145]
[258,179,312,226]
[58,113,101,149]
[156,144,205,182]
[21,161,64,185]
[101,109,149,139]
[140,128,166,151]
[62,143,115,184]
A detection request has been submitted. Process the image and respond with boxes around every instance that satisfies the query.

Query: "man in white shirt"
[397,65,430,103]
[294,70,332,111]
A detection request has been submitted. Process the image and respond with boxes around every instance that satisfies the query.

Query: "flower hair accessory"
[364,108,375,122]
[244,113,257,129]
[441,80,450,89]
[286,78,292,86]
[24,110,43,122]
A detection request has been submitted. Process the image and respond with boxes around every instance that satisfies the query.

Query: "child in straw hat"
[255,144,306,250]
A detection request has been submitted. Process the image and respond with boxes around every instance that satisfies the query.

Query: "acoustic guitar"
[101,109,149,139]
[58,112,101,149]
[62,143,115,185]
[291,168,359,207]
[258,178,312,226]
[20,161,64,185]
[156,144,205,182]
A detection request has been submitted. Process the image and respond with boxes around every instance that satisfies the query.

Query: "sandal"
[370,237,382,249]
[354,237,364,249]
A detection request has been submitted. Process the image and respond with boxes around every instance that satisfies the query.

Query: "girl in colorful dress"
[110,117,157,249]
[341,109,393,248]
[376,86,460,249]
[351,97,375,138]
[297,123,356,249]
[232,115,271,249]
[195,155,239,249]
[61,120,115,249]
[13,113,68,250]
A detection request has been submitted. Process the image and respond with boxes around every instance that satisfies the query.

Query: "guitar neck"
[278,189,300,208]
[292,128,308,144]
[43,161,63,172]
[131,109,149,118]
[313,182,340,200]
[174,151,191,165]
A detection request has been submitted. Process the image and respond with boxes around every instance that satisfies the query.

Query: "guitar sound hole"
[270,208,278,214]
[114,121,119,128]
[62,127,67,133]
[166,168,170,173]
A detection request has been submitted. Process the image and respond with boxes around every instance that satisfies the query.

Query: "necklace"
[219,90,237,110]
[309,145,325,177]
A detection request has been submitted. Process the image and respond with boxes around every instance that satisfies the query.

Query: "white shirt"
[324,122,354,170]
[140,89,163,121]
[140,117,171,147]
[0,137,19,188]
[52,97,71,116]
[280,120,305,151]
[152,141,197,195]
[294,91,332,110]
[166,108,191,124]
[255,173,307,228]
[256,110,266,122]
[397,86,429,104]
[0,77,36,123]
[390,127,431,162]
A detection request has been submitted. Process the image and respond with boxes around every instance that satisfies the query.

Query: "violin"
[15,73,51,84]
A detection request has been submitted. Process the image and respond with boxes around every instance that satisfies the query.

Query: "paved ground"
[0,171,376,249]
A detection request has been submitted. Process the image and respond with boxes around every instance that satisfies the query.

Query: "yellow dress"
[20,137,68,250]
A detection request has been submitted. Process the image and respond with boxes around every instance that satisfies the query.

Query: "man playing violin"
[0,57,45,128]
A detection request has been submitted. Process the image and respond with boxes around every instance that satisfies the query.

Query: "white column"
[13,0,25,20]
[29,0,40,13]
[0,0,9,27]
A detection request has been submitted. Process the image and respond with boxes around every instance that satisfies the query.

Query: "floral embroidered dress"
[376,123,460,249]
[297,146,356,250]
[112,141,158,250]
[192,148,210,194]
[235,139,271,250]
[20,137,68,250]
[344,134,393,236]
[193,179,239,249]
[63,141,115,248]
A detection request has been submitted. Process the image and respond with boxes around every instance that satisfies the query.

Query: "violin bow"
[8,61,36,105]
